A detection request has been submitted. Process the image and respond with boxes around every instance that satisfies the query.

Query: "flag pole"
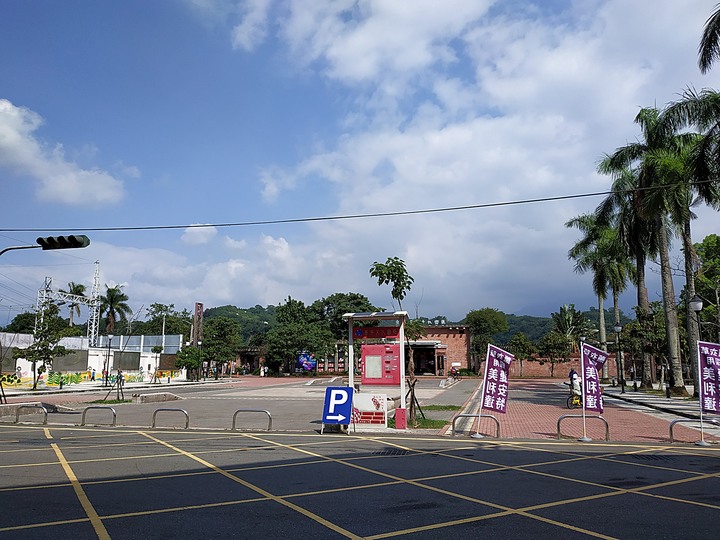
[472,343,491,439]
[578,340,591,442]
[696,341,710,447]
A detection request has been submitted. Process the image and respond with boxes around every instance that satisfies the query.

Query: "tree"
[58,281,86,327]
[13,301,72,390]
[695,234,720,342]
[699,4,720,73]
[464,308,508,370]
[404,318,427,426]
[4,312,37,334]
[175,344,202,381]
[202,317,243,379]
[136,303,193,337]
[309,292,378,341]
[550,304,593,352]
[99,285,133,335]
[537,331,571,377]
[507,332,535,377]
[369,257,414,311]
[599,107,689,395]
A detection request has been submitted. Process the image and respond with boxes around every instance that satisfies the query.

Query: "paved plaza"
[0,377,718,538]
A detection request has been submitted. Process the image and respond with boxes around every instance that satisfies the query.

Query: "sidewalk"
[601,383,714,420]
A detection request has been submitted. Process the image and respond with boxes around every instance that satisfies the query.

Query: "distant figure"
[118,370,124,387]
[569,368,577,385]
[260,365,265,377]
[571,373,582,396]
[264,365,269,377]
[91,369,96,382]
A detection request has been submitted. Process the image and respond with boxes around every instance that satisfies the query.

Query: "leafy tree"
[537,331,571,377]
[202,317,243,379]
[13,301,72,390]
[58,281,86,327]
[4,312,37,334]
[99,285,132,335]
[550,304,593,352]
[275,296,308,325]
[264,322,333,374]
[507,332,536,377]
[369,257,414,311]
[695,234,720,342]
[134,303,193,338]
[309,292,378,341]
[464,308,508,366]
[175,344,202,381]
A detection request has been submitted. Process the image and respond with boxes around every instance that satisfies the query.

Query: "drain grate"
[626,455,672,461]
[371,448,410,456]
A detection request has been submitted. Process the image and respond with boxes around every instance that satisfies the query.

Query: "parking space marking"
[51,442,109,539]
[138,431,364,540]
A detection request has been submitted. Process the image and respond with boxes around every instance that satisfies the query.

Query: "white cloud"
[231,0,272,50]
[181,225,218,245]
[0,99,125,205]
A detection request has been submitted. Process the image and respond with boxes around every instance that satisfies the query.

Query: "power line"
[0,181,713,234]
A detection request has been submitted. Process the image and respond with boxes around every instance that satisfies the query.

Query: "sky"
[1,0,719,327]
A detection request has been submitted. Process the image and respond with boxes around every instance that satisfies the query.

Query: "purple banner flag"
[698,341,720,415]
[481,345,514,414]
[581,342,608,413]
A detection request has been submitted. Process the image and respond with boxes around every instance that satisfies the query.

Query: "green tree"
[13,301,72,390]
[203,317,243,379]
[309,292,378,341]
[695,234,720,342]
[369,257,414,311]
[550,304,593,352]
[507,332,535,377]
[58,281,86,327]
[464,308,508,369]
[537,331,571,377]
[136,303,193,337]
[4,312,37,334]
[699,4,720,73]
[99,285,133,335]
[175,344,202,381]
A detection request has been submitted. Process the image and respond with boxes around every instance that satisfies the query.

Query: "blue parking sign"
[322,387,354,424]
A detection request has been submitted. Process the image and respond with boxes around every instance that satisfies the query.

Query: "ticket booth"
[361,343,401,385]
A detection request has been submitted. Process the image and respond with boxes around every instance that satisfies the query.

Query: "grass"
[422,404,461,411]
[388,417,450,429]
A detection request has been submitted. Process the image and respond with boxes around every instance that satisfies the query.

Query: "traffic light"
[36,235,90,250]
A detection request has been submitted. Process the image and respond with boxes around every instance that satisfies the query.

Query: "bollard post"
[665,382,671,398]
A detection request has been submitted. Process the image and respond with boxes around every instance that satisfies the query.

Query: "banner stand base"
[470,433,484,439]
[577,436,592,442]
[695,440,711,447]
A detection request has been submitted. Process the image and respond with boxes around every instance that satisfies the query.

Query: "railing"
[81,406,117,427]
[151,408,190,429]
[231,409,273,431]
[557,414,609,441]
[451,413,500,438]
[669,418,720,443]
[14,404,48,425]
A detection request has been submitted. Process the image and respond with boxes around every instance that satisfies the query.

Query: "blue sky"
[1,0,718,326]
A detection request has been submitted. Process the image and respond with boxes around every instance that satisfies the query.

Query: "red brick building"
[407,325,471,376]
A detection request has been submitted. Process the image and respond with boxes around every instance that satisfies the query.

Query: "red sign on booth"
[353,326,400,339]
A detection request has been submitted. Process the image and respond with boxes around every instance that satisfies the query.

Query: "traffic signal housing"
[36,235,91,250]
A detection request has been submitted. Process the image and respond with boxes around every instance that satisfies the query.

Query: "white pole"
[579,341,591,442]
[399,315,406,409]
[473,343,491,438]
[696,340,709,446]
[347,317,354,390]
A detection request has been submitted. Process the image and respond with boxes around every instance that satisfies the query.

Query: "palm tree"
[58,281,86,327]
[699,4,720,73]
[99,285,132,335]
[566,213,634,380]
[597,107,688,393]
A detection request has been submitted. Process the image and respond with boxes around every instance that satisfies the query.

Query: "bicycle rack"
[557,415,609,441]
[80,406,117,427]
[451,413,500,438]
[669,418,720,443]
[151,408,190,429]
[14,404,48,425]
[231,409,273,431]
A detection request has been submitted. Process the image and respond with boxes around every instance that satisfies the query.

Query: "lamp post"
[689,294,710,447]
[614,324,625,394]
[103,334,113,387]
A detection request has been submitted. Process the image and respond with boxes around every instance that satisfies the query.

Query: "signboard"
[351,394,388,429]
[353,326,400,340]
[480,345,514,414]
[296,352,316,372]
[698,340,720,414]
[581,342,609,413]
[322,387,354,425]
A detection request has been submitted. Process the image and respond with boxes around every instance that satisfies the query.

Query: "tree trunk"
[598,295,609,380]
[658,221,687,396]
[407,346,416,425]
[636,248,653,388]
[32,361,37,390]
[682,221,700,398]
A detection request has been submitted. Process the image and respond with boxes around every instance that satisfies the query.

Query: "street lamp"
[614,324,625,394]
[103,334,113,387]
[688,294,710,447]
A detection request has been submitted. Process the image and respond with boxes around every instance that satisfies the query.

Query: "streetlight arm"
[0,245,41,257]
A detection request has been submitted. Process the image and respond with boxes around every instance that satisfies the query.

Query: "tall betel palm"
[99,285,132,335]
[59,281,86,326]
[699,3,720,74]
[566,213,634,380]
[598,107,688,394]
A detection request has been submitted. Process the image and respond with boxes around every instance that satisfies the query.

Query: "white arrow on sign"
[325,414,346,422]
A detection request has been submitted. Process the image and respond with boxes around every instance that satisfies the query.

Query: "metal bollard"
[665,383,671,398]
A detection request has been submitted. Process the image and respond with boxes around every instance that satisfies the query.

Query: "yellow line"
[138,431,363,540]
[51,443,110,540]
[44,428,52,439]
